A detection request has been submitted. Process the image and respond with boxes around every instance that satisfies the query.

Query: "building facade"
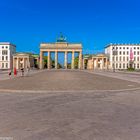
[0,42,16,70]
[105,44,140,70]
[13,53,35,70]
[40,35,82,69]
[83,54,108,70]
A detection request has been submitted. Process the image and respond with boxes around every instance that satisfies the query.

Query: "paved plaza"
[0,70,140,140]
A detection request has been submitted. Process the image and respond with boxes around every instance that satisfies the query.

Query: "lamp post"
[112,48,117,72]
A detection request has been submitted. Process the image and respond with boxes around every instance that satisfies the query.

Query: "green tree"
[74,56,79,69]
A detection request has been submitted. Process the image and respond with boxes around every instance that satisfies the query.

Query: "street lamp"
[112,48,117,72]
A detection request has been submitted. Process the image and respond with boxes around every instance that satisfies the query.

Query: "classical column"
[105,58,108,69]
[55,51,58,69]
[23,57,25,69]
[96,58,98,69]
[71,51,75,69]
[83,58,85,69]
[102,58,104,70]
[40,51,43,69]
[64,51,68,69]
[48,51,51,69]
[78,51,82,69]
[16,57,19,70]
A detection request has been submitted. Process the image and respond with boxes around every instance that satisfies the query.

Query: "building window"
[134,51,136,55]
[138,47,139,50]
[134,57,136,61]
[2,46,4,49]
[112,57,114,61]
[119,51,122,55]
[134,64,136,69]
[120,47,121,49]
[123,57,125,61]
[137,52,139,55]
[6,56,8,60]
[2,63,4,68]
[127,51,129,55]
[127,63,129,68]
[123,47,125,49]
[137,57,139,61]
[120,56,122,61]
[137,64,139,69]
[127,47,129,49]
[119,64,121,69]
[2,56,4,60]
[6,46,8,49]
[127,57,129,61]
[134,47,136,49]
[116,63,118,69]
[116,57,118,61]
[123,63,125,69]
[2,50,8,55]
[6,63,8,68]
[123,51,125,55]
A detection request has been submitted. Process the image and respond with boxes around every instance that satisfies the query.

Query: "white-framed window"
[6,56,8,60]
[2,50,8,55]
[119,64,121,69]
[116,63,118,69]
[123,63,125,69]
[134,51,136,55]
[5,63,8,68]
[2,63,4,68]
[120,56,122,61]
[137,64,139,69]
[2,56,4,60]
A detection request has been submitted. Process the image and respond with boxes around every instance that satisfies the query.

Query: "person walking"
[21,68,24,77]
[8,70,12,78]
[14,67,17,76]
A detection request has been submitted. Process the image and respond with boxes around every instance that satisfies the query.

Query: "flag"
[130,48,133,61]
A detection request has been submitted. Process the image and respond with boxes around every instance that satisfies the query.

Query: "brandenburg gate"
[39,36,83,69]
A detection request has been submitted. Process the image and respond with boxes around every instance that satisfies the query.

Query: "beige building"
[13,53,35,70]
[40,35,82,69]
[83,54,108,70]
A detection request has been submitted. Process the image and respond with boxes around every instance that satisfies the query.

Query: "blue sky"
[0,0,140,54]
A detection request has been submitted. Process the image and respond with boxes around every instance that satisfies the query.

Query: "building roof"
[0,42,16,47]
[40,42,82,49]
[105,43,140,48]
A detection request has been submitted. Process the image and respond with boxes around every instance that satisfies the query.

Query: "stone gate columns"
[55,51,58,69]
[64,51,68,69]
[48,51,51,69]
[40,51,43,69]
[71,51,75,69]
[78,51,82,69]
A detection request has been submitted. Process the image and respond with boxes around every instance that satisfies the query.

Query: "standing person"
[21,68,24,77]
[27,66,30,76]
[14,67,17,76]
[8,70,12,78]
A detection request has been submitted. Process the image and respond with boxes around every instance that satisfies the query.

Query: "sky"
[0,0,140,54]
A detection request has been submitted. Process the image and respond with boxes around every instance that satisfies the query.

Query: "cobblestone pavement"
[86,70,140,84]
[0,70,139,91]
[0,70,140,140]
[0,90,140,140]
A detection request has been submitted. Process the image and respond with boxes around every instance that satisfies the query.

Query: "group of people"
[8,67,30,78]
